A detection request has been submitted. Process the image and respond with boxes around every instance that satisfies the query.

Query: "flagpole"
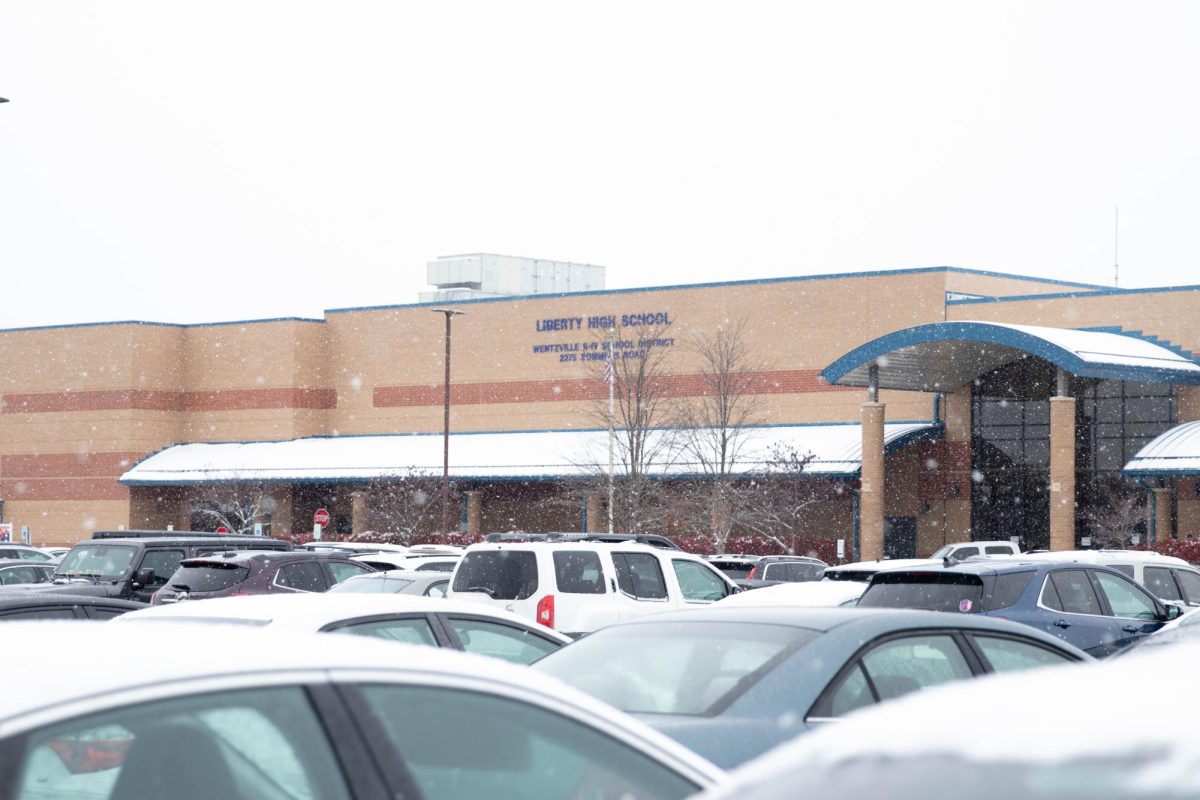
[607,328,616,535]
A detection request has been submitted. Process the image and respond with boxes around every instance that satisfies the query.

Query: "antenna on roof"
[1114,205,1119,288]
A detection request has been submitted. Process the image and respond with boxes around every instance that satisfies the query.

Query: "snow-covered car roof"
[715,579,865,608]
[1013,549,1192,567]
[113,592,569,642]
[701,641,1200,799]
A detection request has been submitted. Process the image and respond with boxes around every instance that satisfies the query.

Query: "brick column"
[1152,487,1173,544]
[586,494,604,533]
[351,491,369,536]
[1049,395,1076,551]
[466,491,483,535]
[860,402,886,561]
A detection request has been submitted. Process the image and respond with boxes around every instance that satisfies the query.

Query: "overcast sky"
[2,2,1198,329]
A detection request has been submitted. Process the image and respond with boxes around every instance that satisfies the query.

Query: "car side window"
[984,546,1013,555]
[952,546,979,561]
[612,552,668,600]
[327,561,372,585]
[789,562,823,581]
[554,551,607,594]
[444,617,562,665]
[825,663,875,717]
[275,562,327,592]
[1047,570,1103,615]
[1144,567,1182,602]
[0,608,77,620]
[12,687,351,800]
[18,549,52,562]
[858,635,973,700]
[1174,569,1200,605]
[1093,571,1159,620]
[138,550,185,587]
[424,580,448,598]
[357,684,699,800]
[331,616,439,647]
[671,559,729,602]
[970,635,1075,672]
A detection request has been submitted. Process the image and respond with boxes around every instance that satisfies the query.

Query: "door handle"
[1053,619,1071,629]
[1121,625,1139,633]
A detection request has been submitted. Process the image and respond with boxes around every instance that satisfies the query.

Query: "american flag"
[603,350,614,385]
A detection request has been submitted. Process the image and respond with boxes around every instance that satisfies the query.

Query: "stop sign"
[313,508,331,528]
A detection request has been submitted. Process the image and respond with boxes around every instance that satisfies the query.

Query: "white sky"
[2,1,1198,329]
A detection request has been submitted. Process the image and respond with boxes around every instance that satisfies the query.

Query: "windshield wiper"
[462,585,498,598]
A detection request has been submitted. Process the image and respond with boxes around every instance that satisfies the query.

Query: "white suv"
[447,542,738,636]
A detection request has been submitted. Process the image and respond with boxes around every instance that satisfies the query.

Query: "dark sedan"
[0,559,56,587]
[0,593,145,620]
[533,606,1089,769]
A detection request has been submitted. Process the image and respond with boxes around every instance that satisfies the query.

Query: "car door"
[324,559,374,587]
[1029,568,1118,656]
[1173,568,1200,606]
[439,614,566,665]
[611,551,671,621]
[132,548,186,602]
[321,613,446,648]
[670,558,735,604]
[1089,568,1166,652]
[273,561,329,593]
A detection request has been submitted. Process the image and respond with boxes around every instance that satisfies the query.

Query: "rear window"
[554,551,606,594]
[859,573,985,613]
[168,563,250,592]
[452,550,538,600]
[708,561,753,580]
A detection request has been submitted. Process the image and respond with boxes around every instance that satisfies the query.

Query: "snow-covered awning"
[1124,420,1200,478]
[119,422,943,485]
[823,321,1200,391]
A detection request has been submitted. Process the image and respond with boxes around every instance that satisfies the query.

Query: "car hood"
[634,713,811,771]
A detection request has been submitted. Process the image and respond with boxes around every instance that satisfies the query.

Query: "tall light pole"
[431,308,464,534]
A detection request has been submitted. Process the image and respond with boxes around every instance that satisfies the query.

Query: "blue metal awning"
[1124,421,1200,478]
[823,321,1200,392]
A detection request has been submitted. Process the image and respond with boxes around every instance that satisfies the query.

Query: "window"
[12,687,351,800]
[332,616,439,647]
[671,560,729,602]
[275,562,327,593]
[444,617,561,665]
[56,545,136,580]
[0,566,46,585]
[1093,571,1159,620]
[168,563,250,592]
[612,552,668,600]
[452,550,538,600]
[971,635,1075,672]
[951,546,980,561]
[984,545,1013,555]
[1045,571,1102,615]
[858,573,984,613]
[327,561,372,585]
[1144,567,1182,602]
[424,580,448,598]
[826,663,874,716]
[0,608,76,620]
[986,572,1034,611]
[357,684,699,800]
[858,635,973,701]
[17,549,52,562]
[1175,569,1200,605]
[83,606,131,620]
[138,550,185,587]
[553,551,606,594]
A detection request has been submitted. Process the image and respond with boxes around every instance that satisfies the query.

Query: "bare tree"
[190,480,275,535]
[672,319,768,553]
[362,470,450,543]
[743,443,835,554]
[577,322,681,534]
[1085,477,1146,549]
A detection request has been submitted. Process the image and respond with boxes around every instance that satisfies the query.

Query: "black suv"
[29,533,291,604]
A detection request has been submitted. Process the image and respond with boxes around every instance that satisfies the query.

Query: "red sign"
[313,508,331,528]
[215,526,229,534]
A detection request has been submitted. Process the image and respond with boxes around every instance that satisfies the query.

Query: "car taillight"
[536,594,555,629]
[149,590,161,606]
[747,566,757,580]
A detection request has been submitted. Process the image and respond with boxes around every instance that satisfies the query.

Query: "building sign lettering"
[531,311,676,363]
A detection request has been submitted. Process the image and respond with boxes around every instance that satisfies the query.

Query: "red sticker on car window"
[959,599,973,612]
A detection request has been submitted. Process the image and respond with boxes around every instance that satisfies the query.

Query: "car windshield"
[56,545,136,579]
[534,621,818,716]
[757,753,1188,800]
[858,573,985,613]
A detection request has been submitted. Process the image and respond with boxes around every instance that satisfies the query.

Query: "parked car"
[2,622,721,799]
[856,559,1181,657]
[534,606,1089,769]
[1117,604,1200,655]
[0,543,57,562]
[483,532,683,550]
[929,539,1022,561]
[151,550,376,604]
[1012,549,1200,606]
[120,593,571,665]
[36,546,72,560]
[716,578,866,608]
[737,555,827,589]
[16,535,291,603]
[0,558,56,586]
[328,569,450,597]
[299,541,411,555]
[448,542,739,636]
[352,552,461,573]
[823,557,942,582]
[700,641,1200,800]
[0,593,146,620]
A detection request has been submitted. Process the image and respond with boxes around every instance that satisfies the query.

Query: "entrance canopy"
[119,422,942,485]
[822,321,1200,392]
[1124,420,1200,478]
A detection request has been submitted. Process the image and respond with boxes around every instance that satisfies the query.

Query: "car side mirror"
[1164,603,1184,621]
[134,567,155,587]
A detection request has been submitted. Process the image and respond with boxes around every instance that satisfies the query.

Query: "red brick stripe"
[375,370,853,408]
[1,388,336,414]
